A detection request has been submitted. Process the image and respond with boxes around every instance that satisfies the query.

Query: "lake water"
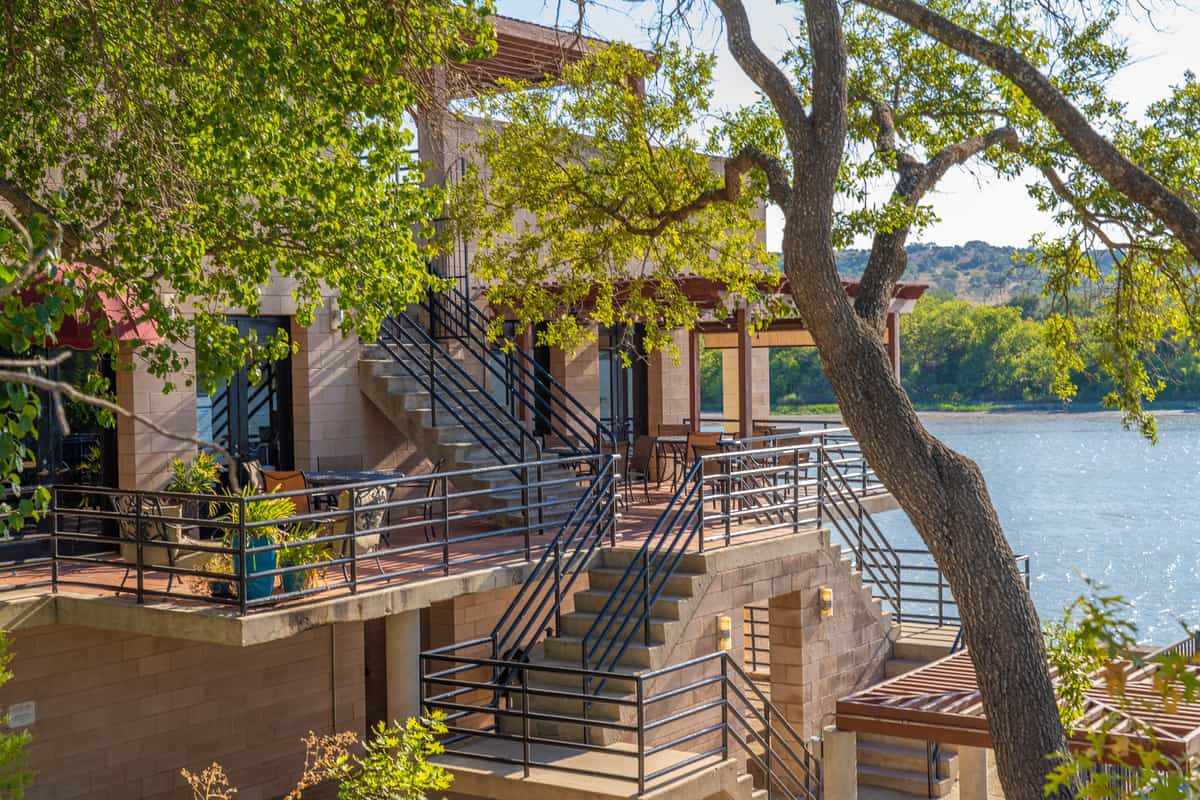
[871,411,1200,645]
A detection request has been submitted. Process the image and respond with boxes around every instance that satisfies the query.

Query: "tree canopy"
[0,0,495,525]
[450,0,1200,795]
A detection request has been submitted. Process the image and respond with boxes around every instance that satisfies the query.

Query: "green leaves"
[335,714,452,800]
[453,43,775,357]
[0,0,497,516]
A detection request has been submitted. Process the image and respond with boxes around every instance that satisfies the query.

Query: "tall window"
[197,317,294,469]
[598,324,647,442]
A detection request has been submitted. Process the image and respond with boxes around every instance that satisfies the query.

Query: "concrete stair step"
[885,658,927,678]
[858,763,955,797]
[572,589,688,620]
[558,610,673,643]
[586,566,703,596]
[858,739,957,777]
[600,547,708,574]
[892,638,956,662]
[542,634,656,669]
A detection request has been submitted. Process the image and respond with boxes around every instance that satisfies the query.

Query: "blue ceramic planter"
[227,533,277,601]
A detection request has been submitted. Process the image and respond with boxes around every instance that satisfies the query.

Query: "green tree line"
[765,295,1200,411]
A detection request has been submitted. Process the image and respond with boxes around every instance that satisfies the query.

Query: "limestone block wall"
[115,348,197,489]
[768,556,893,739]
[639,534,894,747]
[0,622,366,800]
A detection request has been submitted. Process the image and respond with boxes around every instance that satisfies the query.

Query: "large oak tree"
[454,1,1200,796]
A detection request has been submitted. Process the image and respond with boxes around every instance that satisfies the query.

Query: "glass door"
[598,324,647,443]
[197,317,293,469]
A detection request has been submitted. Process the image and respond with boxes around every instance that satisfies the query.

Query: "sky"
[495,0,1199,250]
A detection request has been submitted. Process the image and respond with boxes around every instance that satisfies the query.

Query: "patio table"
[654,435,737,489]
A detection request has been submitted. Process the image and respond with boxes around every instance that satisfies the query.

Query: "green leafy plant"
[0,632,35,799]
[1043,585,1200,798]
[223,489,296,545]
[278,525,333,591]
[336,714,452,800]
[167,453,221,495]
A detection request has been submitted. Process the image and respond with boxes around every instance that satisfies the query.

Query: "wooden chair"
[685,431,722,467]
[624,435,657,505]
[260,470,310,515]
[657,423,691,437]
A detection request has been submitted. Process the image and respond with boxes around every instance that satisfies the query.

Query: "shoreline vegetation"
[700,294,1200,416]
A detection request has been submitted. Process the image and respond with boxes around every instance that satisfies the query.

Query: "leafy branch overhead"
[451,43,780,358]
[0,0,497,527]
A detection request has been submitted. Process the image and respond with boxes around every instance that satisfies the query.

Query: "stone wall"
[0,622,365,800]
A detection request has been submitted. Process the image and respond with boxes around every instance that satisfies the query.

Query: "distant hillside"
[835,241,1044,302]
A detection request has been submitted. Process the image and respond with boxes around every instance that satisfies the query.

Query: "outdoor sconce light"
[716,614,733,651]
[819,587,834,619]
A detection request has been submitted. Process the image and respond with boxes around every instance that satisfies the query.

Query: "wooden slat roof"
[837,650,1200,763]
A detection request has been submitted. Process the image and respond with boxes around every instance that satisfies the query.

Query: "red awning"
[17,265,163,350]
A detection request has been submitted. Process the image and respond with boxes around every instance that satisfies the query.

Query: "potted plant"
[222,490,294,602]
[191,553,236,600]
[166,452,221,534]
[277,524,331,594]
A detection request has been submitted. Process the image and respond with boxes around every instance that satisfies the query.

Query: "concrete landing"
[437,737,744,800]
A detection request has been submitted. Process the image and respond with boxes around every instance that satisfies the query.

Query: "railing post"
[521,664,531,779]
[441,475,451,576]
[49,487,59,594]
[937,569,944,626]
[723,458,731,548]
[766,701,773,800]
[816,454,825,530]
[349,489,358,594]
[237,495,247,616]
[698,469,706,553]
[636,676,646,797]
[134,491,145,605]
[521,463,531,562]
[553,538,563,636]
[721,654,729,759]
[792,448,800,533]
[427,331,437,429]
[641,548,650,647]
[536,460,545,537]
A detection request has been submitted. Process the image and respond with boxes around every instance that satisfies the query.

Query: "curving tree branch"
[711,0,811,154]
[855,125,1017,328]
[857,0,1200,266]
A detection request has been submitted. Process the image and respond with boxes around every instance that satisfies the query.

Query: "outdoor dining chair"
[112,493,205,593]
[624,435,657,505]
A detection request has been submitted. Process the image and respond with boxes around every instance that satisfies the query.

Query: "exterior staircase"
[499,547,711,745]
[358,341,584,518]
[856,633,962,797]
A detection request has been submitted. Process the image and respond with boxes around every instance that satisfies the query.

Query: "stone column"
[822,726,858,800]
[959,745,990,800]
[386,609,422,724]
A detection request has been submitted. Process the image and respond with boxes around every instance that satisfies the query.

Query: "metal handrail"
[21,454,606,613]
[427,287,615,455]
[492,454,618,662]
[378,311,539,471]
[419,646,821,799]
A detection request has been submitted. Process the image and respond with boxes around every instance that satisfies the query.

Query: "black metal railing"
[425,287,614,458]
[491,453,618,664]
[377,309,539,470]
[580,429,875,680]
[419,646,820,800]
[744,604,770,674]
[2,455,606,614]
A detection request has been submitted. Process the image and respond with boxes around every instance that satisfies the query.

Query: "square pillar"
[822,726,858,800]
[386,609,422,724]
[736,308,753,438]
[885,312,900,378]
[959,745,990,800]
[688,328,701,431]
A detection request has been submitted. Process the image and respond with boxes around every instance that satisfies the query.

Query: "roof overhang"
[836,649,1200,766]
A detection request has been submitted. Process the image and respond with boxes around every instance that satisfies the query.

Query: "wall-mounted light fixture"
[819,587,834,619]
[327,296,344,331]
[716,614,732,651]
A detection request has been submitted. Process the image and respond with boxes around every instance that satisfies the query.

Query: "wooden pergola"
[676,277,928,437]
[836,649,1200,765]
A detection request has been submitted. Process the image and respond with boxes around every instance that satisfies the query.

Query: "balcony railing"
[0,454,608,614]
[420,643,821,800]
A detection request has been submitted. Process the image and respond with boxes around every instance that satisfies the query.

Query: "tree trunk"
[779,224,1070,800]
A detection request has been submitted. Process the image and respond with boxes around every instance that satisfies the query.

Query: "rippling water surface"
[871,411,1200,644]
